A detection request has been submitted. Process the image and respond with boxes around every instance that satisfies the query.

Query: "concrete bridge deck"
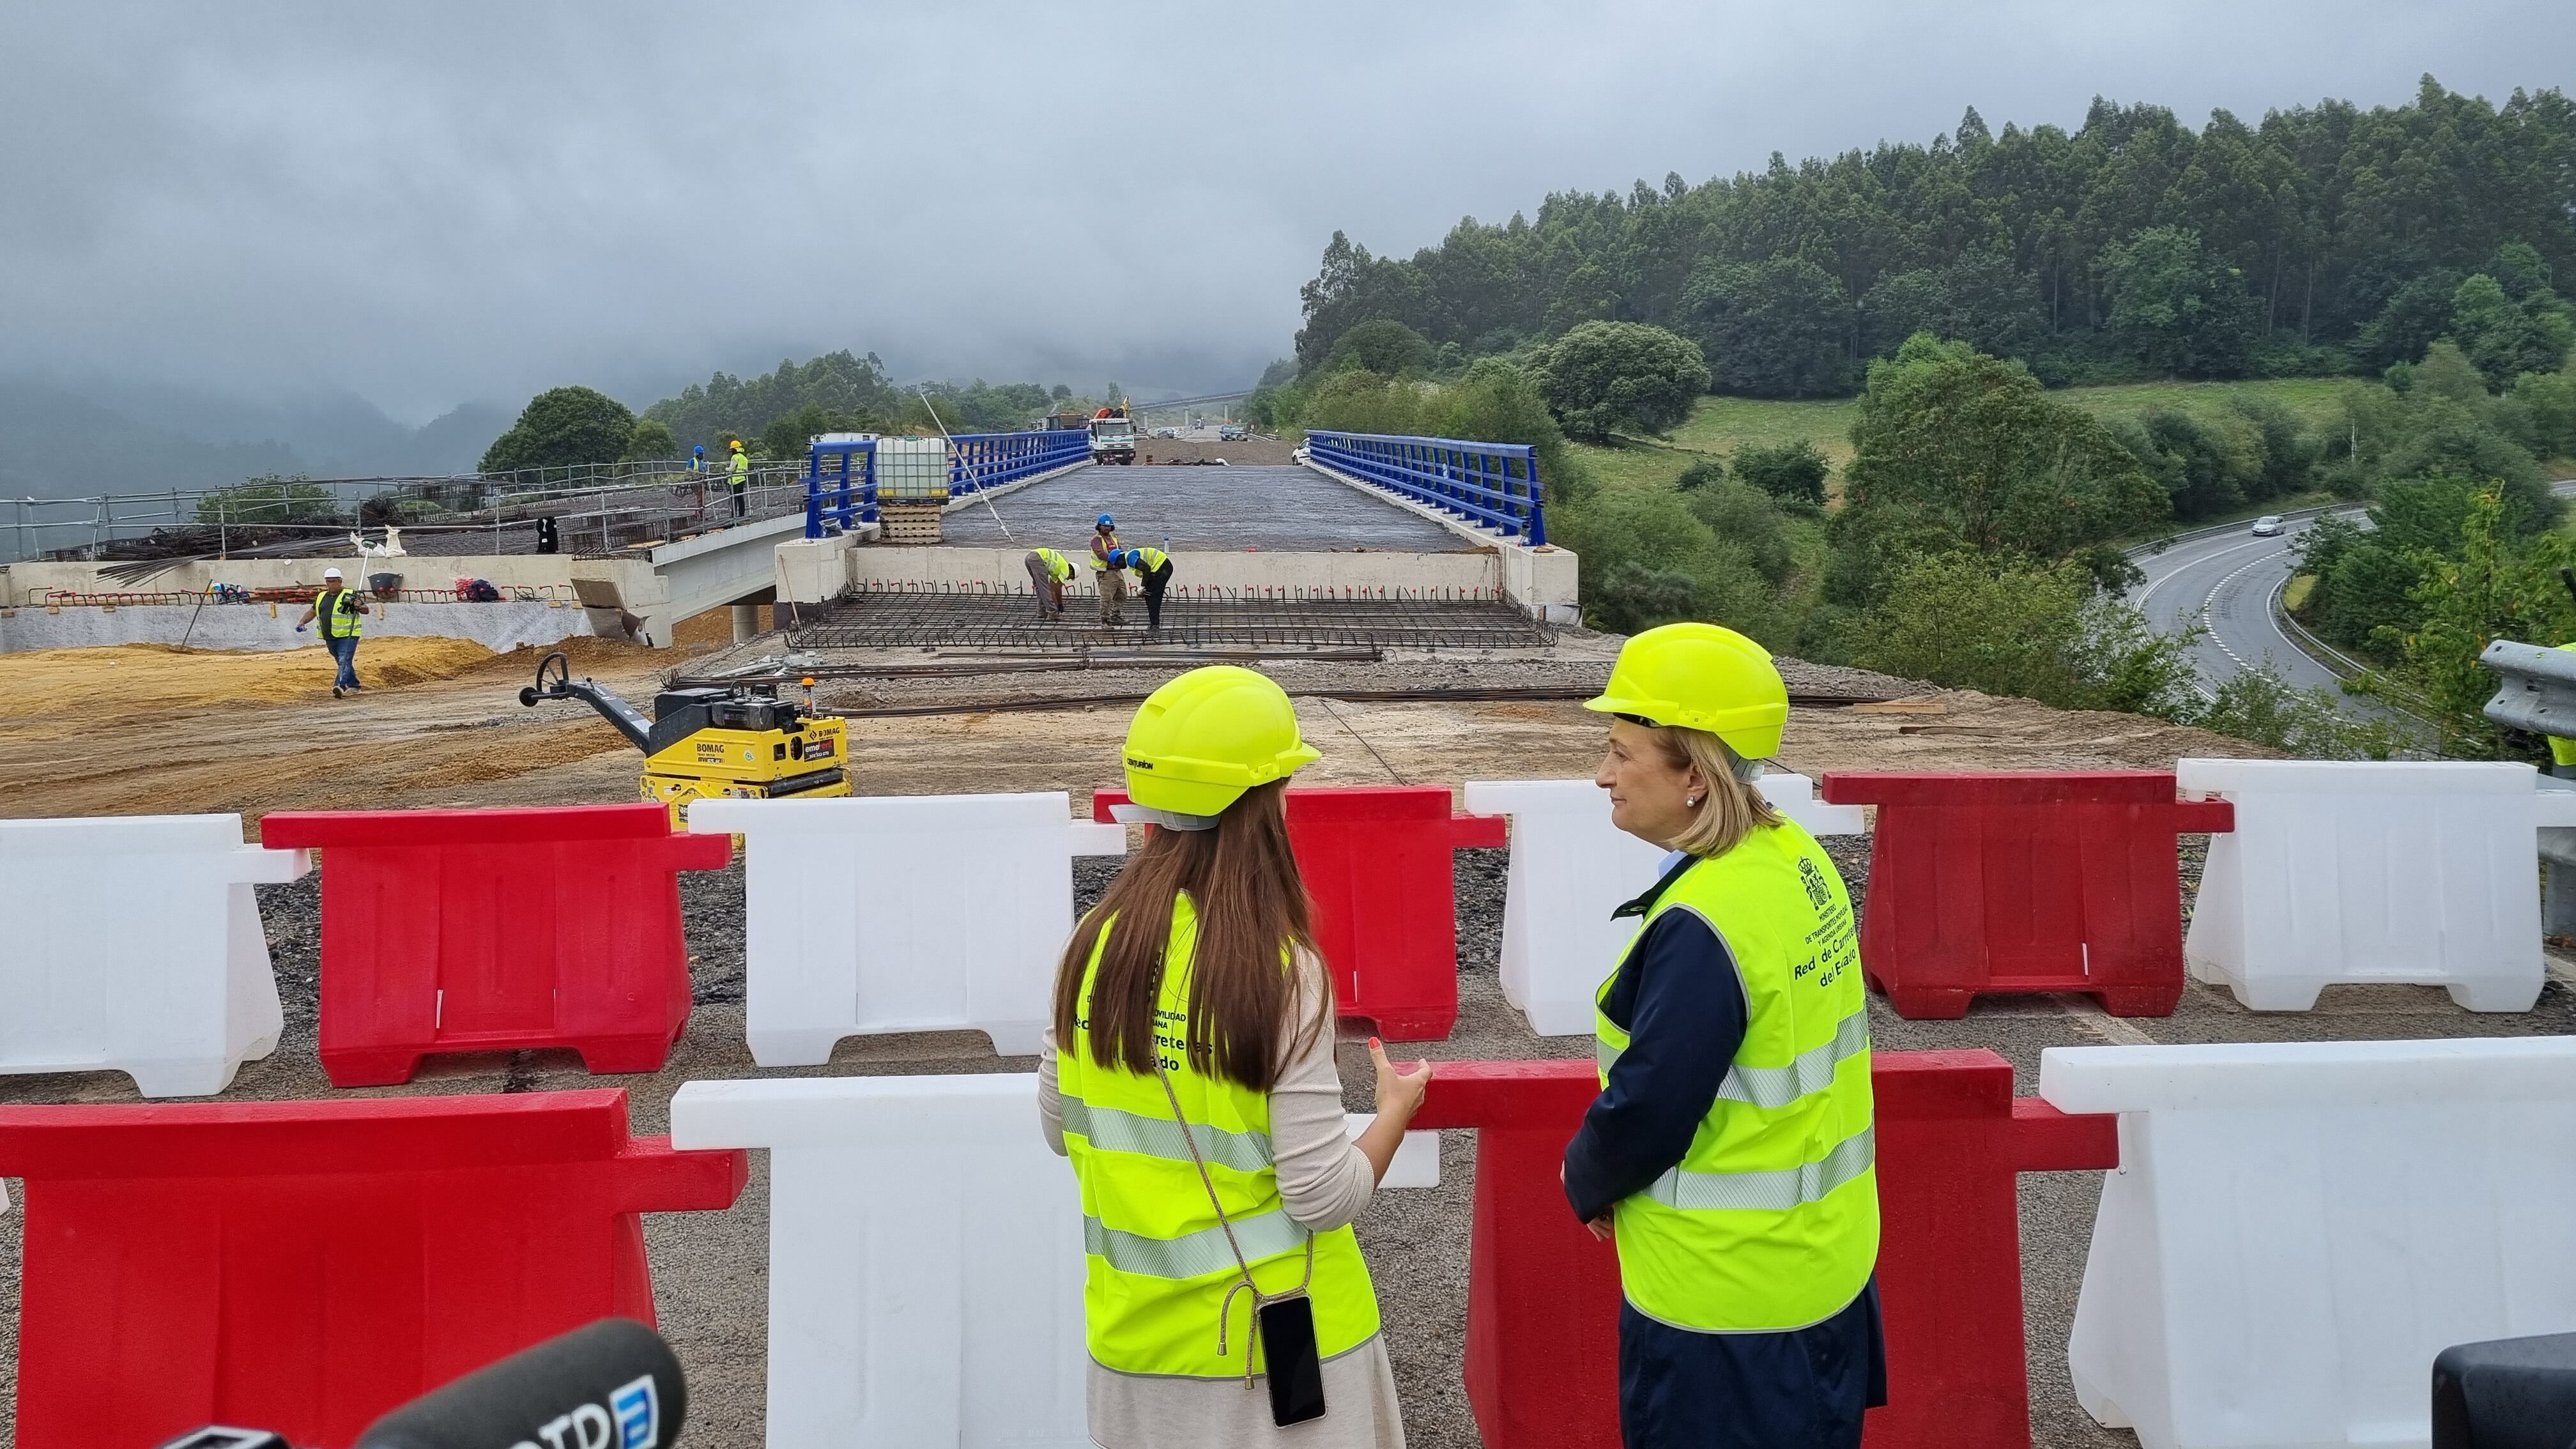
[938,464,1467,553]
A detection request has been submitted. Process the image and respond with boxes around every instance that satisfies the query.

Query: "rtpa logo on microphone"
[510,1374,661,1449]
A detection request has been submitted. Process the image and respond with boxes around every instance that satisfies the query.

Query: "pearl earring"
[1686,795,1700,807]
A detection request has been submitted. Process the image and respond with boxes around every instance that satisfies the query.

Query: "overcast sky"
[3,1,2569,424]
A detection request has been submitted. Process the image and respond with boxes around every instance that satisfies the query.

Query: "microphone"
[355,1318,686,1449]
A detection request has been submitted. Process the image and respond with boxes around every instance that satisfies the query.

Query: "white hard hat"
[323,567,344,579]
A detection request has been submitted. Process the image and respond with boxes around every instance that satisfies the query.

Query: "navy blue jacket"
[1561,848,1887,1448]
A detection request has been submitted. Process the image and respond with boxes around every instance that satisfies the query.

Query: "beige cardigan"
[1038,949,1407,1449]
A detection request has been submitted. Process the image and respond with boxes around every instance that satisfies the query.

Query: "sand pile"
[1,638,499,715]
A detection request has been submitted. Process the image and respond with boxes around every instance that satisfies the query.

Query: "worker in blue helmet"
[1090,513,1126,625]
[1113,546,1175,632]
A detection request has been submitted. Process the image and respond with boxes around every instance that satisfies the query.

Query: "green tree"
[481,387,638,473]
[2447,272,2576,390]
[2385,484,2576,754]
[2353,270,2464,369]
[1678,256,1853,397]
[1729,440,1829,509]
[1673,458,1728,491]
[2101,227,2264,377]
[196,473,332,525]
[2198,657,2404,758]
[623,418,680,462]
[1683,482,1795,584]
[1324,319,1434,376]
[1552,488,1783,641]
[642,351,898,454]
[1841,549,2202,716]
[1839,335,2167,571]
[1530,321,1710,438]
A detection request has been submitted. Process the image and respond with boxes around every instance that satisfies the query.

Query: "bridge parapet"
[1304,430,1547,544]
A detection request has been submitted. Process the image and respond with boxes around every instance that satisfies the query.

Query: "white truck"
[1086,410,1137,466]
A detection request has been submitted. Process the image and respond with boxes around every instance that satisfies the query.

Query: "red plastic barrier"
[259,803,729,1085]
[1408,1050,2117,1449]
[1094,784,1503,1039]
[1818,771,2234,1018]
[0,1089,747,1449]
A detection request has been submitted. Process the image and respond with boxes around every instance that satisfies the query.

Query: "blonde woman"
[1562,623,1884,1449]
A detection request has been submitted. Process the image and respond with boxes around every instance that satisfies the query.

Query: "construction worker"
[689,444,707,471]
[292,565,369,699]
[1091,513,1127,625]
[1040,666,1430,1446]
[727,438,751,519]
[1561,622,1883,1449]
[1114,546,1174,631]
[1025,546,1076,620]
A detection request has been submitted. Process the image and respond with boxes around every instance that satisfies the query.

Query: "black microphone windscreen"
[354,1318,686,1449]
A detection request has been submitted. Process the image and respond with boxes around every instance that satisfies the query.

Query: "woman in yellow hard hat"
[1560,622,1884,1449]
[1041,664,1430,1448]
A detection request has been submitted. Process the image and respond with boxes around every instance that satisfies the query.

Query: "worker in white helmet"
[293,566,369,698]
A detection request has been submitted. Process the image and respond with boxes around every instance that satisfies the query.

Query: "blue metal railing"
[1303,431,1547,544]
[804,438,875,538]
[806,429,1091,539]
[951,429,1090,498]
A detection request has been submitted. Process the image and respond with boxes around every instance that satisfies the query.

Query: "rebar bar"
[784,582,1558,652]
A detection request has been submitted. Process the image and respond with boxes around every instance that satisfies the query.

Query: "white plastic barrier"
[2177,759,2576,1011]
[0,813,308,1096]
[2040,1038,2576,1449]
[670,1073,1436,1448]
[1464,775,1862,1036]
[689,793,1126,1063]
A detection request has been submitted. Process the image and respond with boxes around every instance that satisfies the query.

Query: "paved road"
[2128,514,2361,700]
[2129,480,2576,707]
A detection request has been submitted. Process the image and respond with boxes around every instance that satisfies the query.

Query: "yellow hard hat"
[1586,622,1788,760]
[730,438,744,450]
[1121,665,1319,820]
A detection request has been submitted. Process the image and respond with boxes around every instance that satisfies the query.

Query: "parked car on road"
[1218,424,1247,441]
[2251,514,2285,536]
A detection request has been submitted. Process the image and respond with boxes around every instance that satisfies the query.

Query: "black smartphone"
[1259,1295,1328,1426]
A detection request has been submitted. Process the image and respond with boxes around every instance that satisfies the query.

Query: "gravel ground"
[6,831,2569,1448]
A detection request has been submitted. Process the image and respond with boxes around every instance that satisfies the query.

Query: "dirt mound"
[1,638,499,715]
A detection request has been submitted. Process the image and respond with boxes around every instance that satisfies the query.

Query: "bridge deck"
[937,464,1466,553]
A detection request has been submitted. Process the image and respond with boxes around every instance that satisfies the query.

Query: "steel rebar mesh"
[786,581,1556,652]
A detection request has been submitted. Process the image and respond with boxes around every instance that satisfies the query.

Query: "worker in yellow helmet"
[1563,622,1884,1447]
[1025,545,1077,620]
[1042,666,1430,1444]
[726,438,750,519]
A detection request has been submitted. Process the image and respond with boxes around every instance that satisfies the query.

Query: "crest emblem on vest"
[1797,856,1832,912]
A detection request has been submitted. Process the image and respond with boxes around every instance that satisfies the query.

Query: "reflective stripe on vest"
[314,590,362,640]
[1597,1003,1869,1110]
[1084,1204,1305,1280]
[1057,896,1381,1376]
[1644,1123,1875,1211]
[1134,546,1169,571]
[1592,820,1879,1333]
[1059,1097,1274,1174]
[1034,547,1073,581]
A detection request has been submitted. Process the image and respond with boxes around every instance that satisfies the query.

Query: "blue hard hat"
[1108,548,1128,567]
[1098,514,1115,528]
[694,445,704,454]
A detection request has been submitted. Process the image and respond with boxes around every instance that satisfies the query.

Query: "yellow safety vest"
[728,450,749,480]
[1594,820,1878,1332]
[1091,532,1119,571]
[1058,896,1381,1377]
[313,589,364,640]
[1034,547,1076,583]
[2554,645,2576,769]
[1131,546,1170,572]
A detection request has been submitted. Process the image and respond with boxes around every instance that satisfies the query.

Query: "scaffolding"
[786,582,1556,652]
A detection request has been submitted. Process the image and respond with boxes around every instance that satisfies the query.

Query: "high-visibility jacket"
[1595,819,1878,1332]
[1058,895,1381,1377]
[2553,645,2576,770]
[1129,546,1170,574]
[1090,532,1119,571]
[1032,548,1076,583]
[728,450,750,485]
[313,588,364,641]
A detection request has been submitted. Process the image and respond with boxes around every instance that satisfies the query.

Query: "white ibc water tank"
[875,436,949,500]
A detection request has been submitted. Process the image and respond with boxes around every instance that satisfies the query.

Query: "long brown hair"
[1052,781,1322,1092]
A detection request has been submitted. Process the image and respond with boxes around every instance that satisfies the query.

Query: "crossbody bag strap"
[1147,953,1316,1388]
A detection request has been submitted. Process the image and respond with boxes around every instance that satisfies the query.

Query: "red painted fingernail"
[1368,1037,1382,1049]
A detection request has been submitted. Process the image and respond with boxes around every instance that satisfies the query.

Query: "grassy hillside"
[1569,377,2352,497]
